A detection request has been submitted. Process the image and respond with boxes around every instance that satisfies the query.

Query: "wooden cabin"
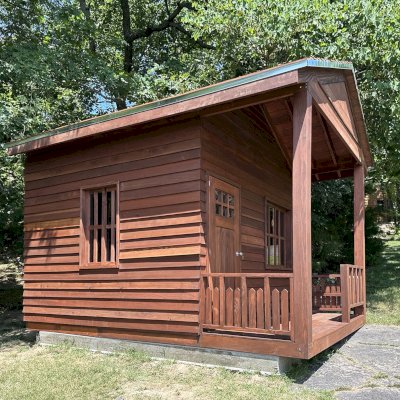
[7,59,372,360]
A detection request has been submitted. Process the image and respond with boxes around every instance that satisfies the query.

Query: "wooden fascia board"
[343,70,373,167]
[202,84,300,118]
[307,80,363,164]
[7,71,299,155]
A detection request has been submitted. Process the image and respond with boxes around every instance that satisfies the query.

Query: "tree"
[312,179,383,272]
[0,0,213,260]
[188,0,400,188]
[64,0,215,110]
[1,0,399,263]
[187,0,400,265]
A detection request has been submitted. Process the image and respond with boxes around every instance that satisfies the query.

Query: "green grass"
[372,372,389,380]
[0,341,333,400]
[366,238,400,325]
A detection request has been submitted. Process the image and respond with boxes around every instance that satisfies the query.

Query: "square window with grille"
[265,202,286,268]
[215,189,235,219]
[80,185,119,268]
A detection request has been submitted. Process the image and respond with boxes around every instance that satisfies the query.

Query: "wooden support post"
[354,165,365,267]
[340,264,350,323]
[354,165,366,315]
[292,88,313,357]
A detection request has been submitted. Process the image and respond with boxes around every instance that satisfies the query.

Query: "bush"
[0,149,24,263]
[0,287,23,310]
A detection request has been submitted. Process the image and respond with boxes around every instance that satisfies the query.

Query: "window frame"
[80,182,120,269]
[265,200,288,270]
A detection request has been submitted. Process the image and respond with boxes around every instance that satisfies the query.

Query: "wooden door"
[208,176,240,274]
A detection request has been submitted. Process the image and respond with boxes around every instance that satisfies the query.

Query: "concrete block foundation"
[38,331,298,374]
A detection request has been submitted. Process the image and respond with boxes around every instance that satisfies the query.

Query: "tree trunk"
[115,97,127,110]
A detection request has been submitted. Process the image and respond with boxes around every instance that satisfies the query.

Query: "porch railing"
[201,265,364,339]
[312,274,342,311]
[200,273,294,339]
[313,264,366,322]
[340,264,365,322]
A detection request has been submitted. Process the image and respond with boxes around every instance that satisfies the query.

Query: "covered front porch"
[199,65,370,359]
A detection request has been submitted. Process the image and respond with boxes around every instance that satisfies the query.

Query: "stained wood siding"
[201,110,292,273]
[23,119,204,345]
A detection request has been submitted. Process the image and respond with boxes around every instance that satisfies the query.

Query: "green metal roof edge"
[6,58,353,149]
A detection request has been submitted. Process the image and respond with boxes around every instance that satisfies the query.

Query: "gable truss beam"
[316,111,341,178]
[307,80,362,164]
[261,104,292,170]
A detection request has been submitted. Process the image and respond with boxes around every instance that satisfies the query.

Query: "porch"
[199,265,365,358]
[199,69,369,359]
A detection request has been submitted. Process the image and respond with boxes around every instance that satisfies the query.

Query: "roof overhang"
[5,58,372,167]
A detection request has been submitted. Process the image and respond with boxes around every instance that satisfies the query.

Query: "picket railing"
[340,264,365,322]
[312,274,342,311]
[313,265,365,322]
[201,265,364,339]
[200,273,293,338]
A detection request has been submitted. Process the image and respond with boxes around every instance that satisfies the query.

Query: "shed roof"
[6,58,372,166]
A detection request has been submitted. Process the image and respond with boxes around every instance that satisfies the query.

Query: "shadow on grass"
[0,309,36,347]
[0,263,35,347]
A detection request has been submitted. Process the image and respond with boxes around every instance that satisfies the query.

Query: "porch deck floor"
[312,312,345,341]
[200,311,364,359]
[309,312,365,358]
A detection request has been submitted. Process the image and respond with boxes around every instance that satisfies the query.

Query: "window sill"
[79,263,119,271]
[265,265,292,272]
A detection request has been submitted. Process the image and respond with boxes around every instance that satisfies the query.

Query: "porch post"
[354,164,366,315]
[354,165,365,267]
[292,87,313,357]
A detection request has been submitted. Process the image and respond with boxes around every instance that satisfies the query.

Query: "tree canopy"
[1,0,399,262]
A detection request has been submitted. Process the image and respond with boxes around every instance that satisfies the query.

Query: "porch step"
[37,331,298,374]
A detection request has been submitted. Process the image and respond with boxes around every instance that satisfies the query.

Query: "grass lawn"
[0,326,333,400]
[366,238,400,325]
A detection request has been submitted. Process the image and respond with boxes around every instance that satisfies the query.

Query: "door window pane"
[215,188,235,219]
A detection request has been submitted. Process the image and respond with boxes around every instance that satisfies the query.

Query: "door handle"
[235,251,244,258]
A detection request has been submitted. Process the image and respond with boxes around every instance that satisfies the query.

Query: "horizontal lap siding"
[201,113,291,273]
[23,120,203,343]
